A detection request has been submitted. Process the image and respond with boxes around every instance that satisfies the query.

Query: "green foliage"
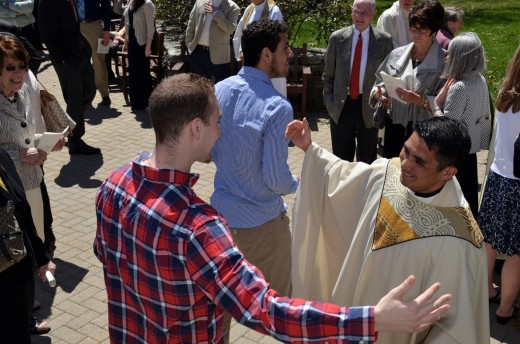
[155,0,352,45]
[155,0,194,39]
[278,0,352,46]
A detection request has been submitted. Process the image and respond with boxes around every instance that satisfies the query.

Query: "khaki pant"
[80,21,109,97]
[26,187,44,241]
[222,211,292,343]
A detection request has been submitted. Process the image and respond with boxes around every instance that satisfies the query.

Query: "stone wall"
[288,47,327,114]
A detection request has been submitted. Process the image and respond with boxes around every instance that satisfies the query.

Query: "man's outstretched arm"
[374,275,451,333]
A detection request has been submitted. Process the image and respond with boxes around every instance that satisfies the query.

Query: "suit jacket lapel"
[340,26,354,80]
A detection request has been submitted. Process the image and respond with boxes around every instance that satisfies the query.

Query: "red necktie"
[350,33,362,100]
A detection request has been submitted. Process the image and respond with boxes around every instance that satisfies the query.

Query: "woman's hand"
[373,85,390,108]
[434,79,455,109]
[37,260,56,283]
[145,46,152,57]
[396,88,423,106]
[20,148,47,165]
[51,138,66,152]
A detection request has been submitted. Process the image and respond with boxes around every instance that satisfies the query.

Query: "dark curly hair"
[409,0,445,34]
[241,19,288,67]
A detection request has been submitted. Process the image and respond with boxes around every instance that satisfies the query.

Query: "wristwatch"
[421,96,429,109]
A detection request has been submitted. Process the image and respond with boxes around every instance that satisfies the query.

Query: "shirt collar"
[238,66,273,86]
[353,26,370,41]
[131,151,199,188]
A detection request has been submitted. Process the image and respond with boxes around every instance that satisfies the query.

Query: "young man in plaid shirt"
[94,72,451,343]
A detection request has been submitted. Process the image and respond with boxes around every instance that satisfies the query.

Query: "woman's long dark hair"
[130,0,145,11]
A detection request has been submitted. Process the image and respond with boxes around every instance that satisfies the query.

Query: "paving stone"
[78,323,110,342]
[52,325,87,344]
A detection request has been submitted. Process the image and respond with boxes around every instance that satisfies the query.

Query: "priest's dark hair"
[414,116,471,170]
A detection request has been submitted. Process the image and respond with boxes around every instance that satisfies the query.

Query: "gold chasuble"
[373,158,483,250]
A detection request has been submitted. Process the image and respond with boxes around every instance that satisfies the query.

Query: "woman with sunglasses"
[0,34,62,333]
[370,0,446,158]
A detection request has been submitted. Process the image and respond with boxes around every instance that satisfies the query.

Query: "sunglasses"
[3,65,28,72]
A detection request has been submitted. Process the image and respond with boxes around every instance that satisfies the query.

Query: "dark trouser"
[52,50,96,148]
[330,96,378,164]
[21,23,44,53]
[383,119,413,158]
[127,42,152,110]
[456,153,479,218]
[40,166,55,254]
[0,274,34,344]
[188,45,229,83]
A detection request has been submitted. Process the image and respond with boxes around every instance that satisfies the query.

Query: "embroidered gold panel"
[373,159,483,250]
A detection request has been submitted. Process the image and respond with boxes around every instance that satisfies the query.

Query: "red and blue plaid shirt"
[94,152,377,343]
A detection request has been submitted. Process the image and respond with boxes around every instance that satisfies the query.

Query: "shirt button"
[25,138,30,144]
[21,121,27,128]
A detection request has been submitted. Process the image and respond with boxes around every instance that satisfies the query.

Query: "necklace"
[2,92,17,104]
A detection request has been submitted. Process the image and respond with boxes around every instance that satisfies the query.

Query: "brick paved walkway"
[30,59,519,343]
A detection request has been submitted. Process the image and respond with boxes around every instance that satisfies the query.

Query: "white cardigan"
[124,0,155,46]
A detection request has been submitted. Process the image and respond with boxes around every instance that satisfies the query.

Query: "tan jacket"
[186,0,240,65]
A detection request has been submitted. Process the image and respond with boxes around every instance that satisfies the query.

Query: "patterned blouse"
[0,84,43,190]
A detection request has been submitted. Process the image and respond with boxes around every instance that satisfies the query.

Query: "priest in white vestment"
[286,116,489,344]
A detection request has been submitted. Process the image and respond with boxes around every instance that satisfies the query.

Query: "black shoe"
[101,96,111,106]
[30,316,51,335]
[496,304,520,325]
[68,144,101,155]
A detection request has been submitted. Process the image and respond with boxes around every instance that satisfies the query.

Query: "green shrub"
[155,0,352,46]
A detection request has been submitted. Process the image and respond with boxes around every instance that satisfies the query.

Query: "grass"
[293,0,520,97]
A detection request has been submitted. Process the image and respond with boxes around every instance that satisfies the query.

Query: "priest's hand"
[285,118,311,152]
[373,275,451,333]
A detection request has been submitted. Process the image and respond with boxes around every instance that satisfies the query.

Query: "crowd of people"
[0,0,519,342]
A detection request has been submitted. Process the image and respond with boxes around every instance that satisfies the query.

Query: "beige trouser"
[221,211,292,343]
[26,187,44,241]
[80,21,110,97]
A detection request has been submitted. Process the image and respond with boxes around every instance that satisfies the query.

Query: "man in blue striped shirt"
[211,20,296,340]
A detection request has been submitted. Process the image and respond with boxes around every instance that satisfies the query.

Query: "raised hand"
[285,117,311,152]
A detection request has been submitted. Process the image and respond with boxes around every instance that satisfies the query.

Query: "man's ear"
[442,166,458,181]
[261,47,271,63]
[190,118,203,140]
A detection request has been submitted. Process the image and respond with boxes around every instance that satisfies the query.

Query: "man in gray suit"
[323,0,393,164]
[186,0,240,82]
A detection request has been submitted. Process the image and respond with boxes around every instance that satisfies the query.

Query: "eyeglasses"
[351,9,371,17]
[410,27,431,35]
[3,65,28,72]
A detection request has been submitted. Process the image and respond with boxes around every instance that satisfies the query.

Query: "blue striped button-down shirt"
[211,67,299,228]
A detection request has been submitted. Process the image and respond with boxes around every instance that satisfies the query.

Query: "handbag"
[514,132,520,179]
[0,200,27,273]
[373,105,389,129]
[39,84,76,137]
